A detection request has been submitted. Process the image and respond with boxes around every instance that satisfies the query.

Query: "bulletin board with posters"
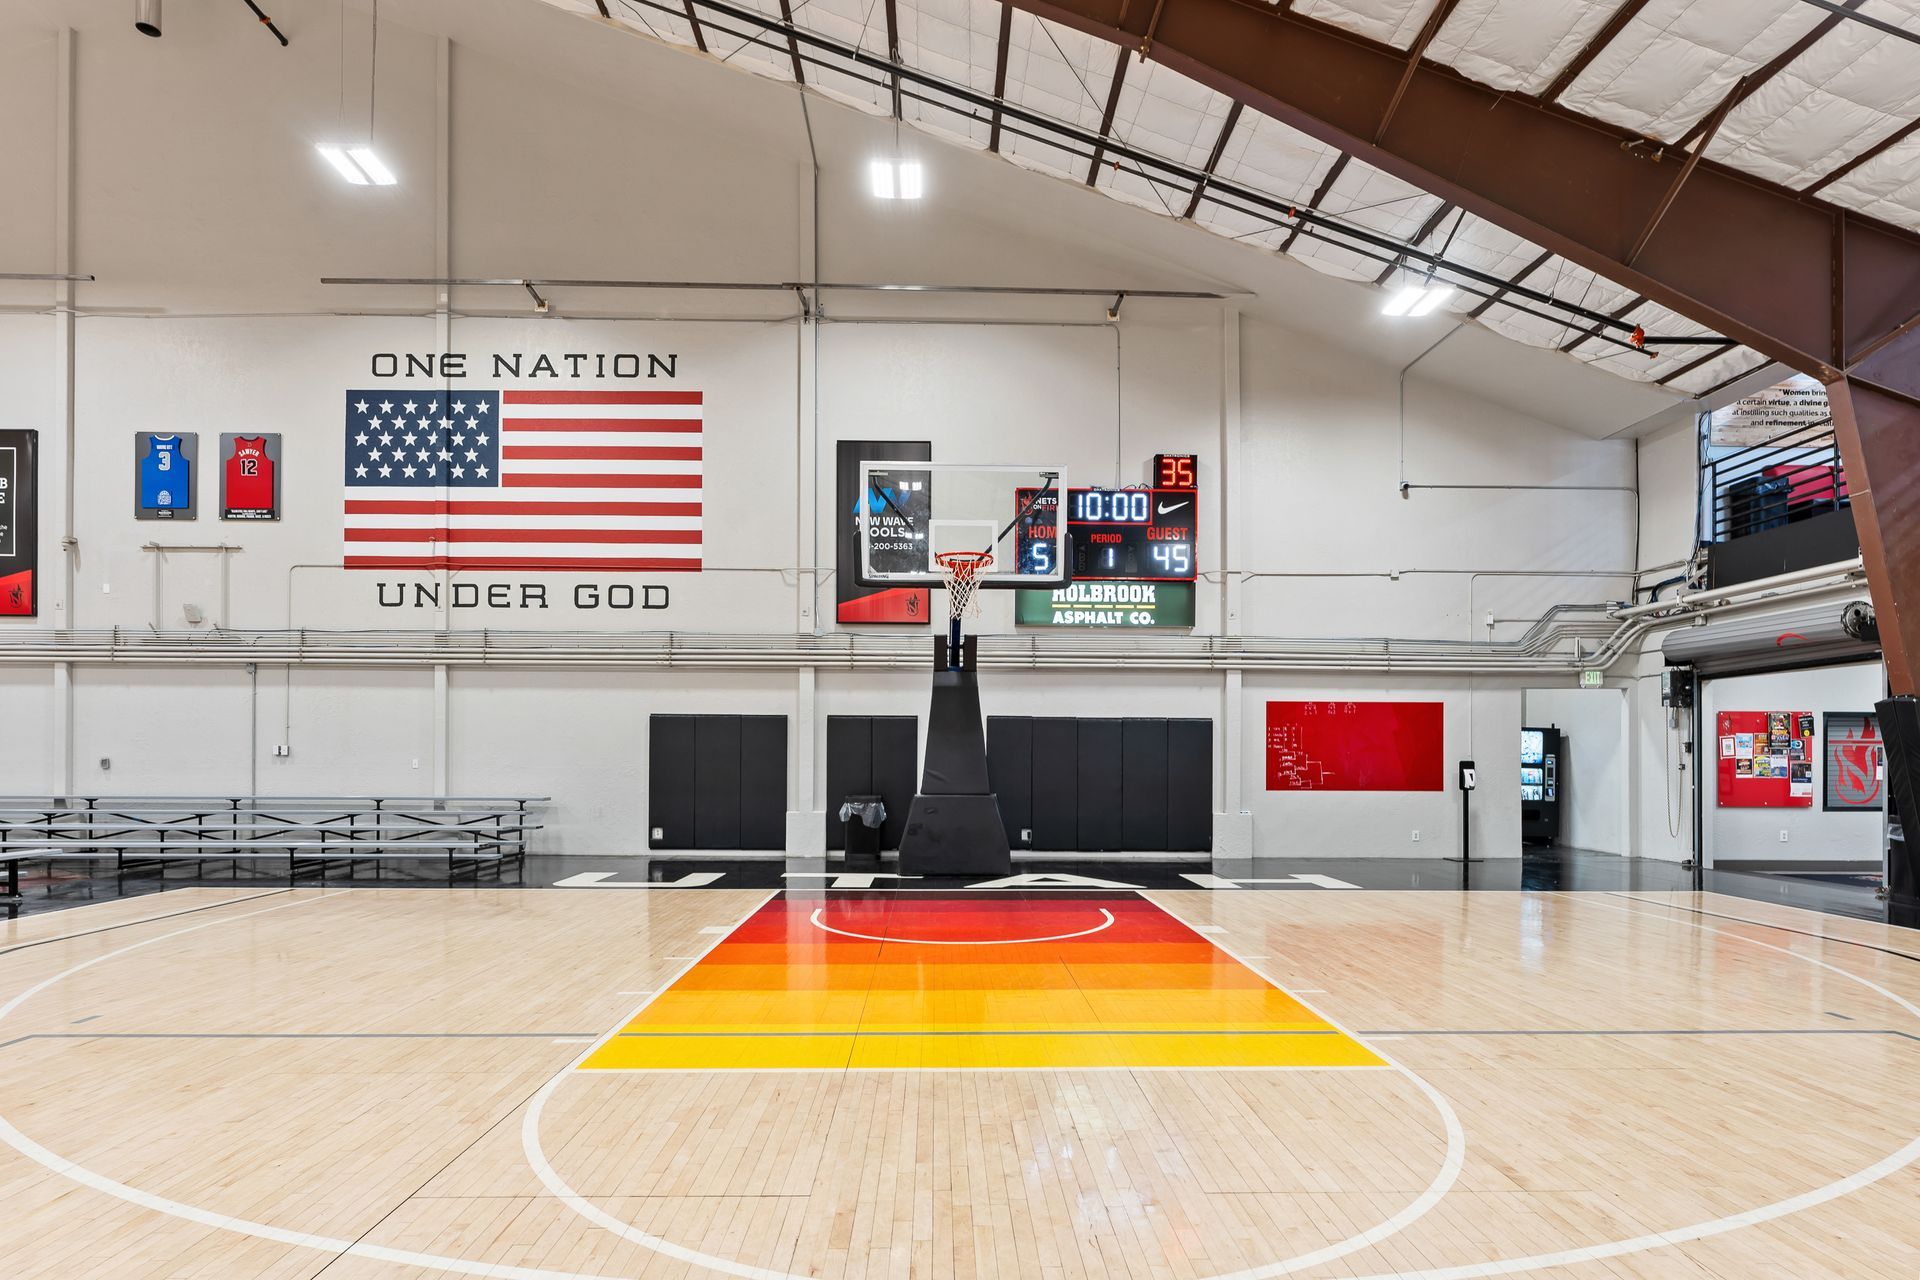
[1716,710,1815,808]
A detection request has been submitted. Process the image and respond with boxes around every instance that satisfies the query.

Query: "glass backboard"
[856,460,1069,589]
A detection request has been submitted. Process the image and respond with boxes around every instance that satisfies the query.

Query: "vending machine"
[1520,726,1563,845]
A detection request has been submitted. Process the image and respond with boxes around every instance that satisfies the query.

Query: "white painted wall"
[1702,662,1887,867]
[0,0,1741,856]
[1523,687,1629,855]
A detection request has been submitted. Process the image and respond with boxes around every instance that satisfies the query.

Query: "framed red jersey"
[220,432,281,520]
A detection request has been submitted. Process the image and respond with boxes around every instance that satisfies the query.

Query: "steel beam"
[1538,0,1650,103]
[1372,199,1453,286]
[775,0,804,82]
[1002,0,1920,700]
[884,0,903,119]
[1653,339,1737,388]
[1006,0,1920,375]
[1674,1,1860,149]
[1277,152,1348,254]
[1805,114,1920,195]
[989,5,1012,153]
[1829,360,1920,695]
[1560,294,1644,355]
[1087,46,1132,185]
[1465,249,1552,320]
[1182,100,1242,219]
[683,0,708,53]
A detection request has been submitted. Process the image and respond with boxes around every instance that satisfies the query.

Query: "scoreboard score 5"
[1015,454,1198,583]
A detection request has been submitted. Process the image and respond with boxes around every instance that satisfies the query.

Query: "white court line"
[0,889,784,1280]
[1150,897,1470,1280]
[806,905,1115,946]
[6,889,1916,1280]
[1323,891,1920,1280]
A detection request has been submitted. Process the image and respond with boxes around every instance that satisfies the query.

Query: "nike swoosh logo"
[1156,500,1190,515]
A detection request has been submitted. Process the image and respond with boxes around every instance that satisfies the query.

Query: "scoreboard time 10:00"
[1015,454,1198,582]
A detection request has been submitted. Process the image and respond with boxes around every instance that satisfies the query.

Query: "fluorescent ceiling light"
[1383,283,1453,317]
[1409,285,1454,316]
[869,159,923,200]
[316,144,397,186]
[316,144,368,185]
[1382,286,1423,317]
[348,147,397,186]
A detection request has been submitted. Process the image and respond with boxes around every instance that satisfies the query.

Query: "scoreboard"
[1015,453,1197,583]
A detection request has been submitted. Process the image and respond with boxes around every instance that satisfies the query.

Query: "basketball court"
[4,885,1917,1277]
[4,0,1920,1275]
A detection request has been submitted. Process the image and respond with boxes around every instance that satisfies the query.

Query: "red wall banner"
[1265,700,1444,792]
[1715,710,1814,808]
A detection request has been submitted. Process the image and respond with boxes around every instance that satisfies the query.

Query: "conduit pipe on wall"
[0,566,1863,675]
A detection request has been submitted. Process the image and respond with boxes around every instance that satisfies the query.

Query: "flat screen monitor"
[1520,729,1545,766]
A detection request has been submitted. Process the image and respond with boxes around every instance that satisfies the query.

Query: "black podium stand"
[897,636,1012,876]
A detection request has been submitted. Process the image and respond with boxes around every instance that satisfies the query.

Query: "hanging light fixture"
[134,0,162,37]
[318,0,397,186]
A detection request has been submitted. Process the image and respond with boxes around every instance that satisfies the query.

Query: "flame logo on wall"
[1832,720,1882,806]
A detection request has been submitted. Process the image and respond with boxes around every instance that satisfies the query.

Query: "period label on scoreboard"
[220,432,282,520]
[1016,581,1194,628]
[0,429,37,617]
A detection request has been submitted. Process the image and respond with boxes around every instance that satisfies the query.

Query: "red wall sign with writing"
[1265,700,1444,792]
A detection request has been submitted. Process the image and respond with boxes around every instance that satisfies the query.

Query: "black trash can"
[839,794,886,867]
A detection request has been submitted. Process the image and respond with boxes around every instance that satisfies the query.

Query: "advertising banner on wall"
[836,438,931,624]
[0,429,37,616]
[1015,581,1194,627]
[1265,700,1444,791]
[1708,374,1830,447]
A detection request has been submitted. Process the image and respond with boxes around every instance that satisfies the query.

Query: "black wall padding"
[1166,719,1213,850]
[1122,719,1170,851]
[871,717,919,850]
[1030,719,1079,851]
[648,715,698,848]
[692,716,742,849]
[737,716,788,850]
[825,715,919,850]
[650,714,788,850]
[1075,718,1125,852]
[989,716,1213,852]
[824,716,871,851]
[987,717,1034,846]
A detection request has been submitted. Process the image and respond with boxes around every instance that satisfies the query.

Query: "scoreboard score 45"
[1015,453,1197,582]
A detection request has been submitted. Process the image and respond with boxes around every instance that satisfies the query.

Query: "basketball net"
[934,550,993,621]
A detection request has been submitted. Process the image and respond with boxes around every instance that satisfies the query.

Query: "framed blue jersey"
[134,431,198,520]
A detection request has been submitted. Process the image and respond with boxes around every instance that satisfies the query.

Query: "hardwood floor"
[1,884,1915,1278]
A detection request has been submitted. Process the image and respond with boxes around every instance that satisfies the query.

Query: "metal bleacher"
[0,795,545,917]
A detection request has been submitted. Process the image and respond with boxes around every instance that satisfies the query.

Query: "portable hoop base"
[898,635,1011,876]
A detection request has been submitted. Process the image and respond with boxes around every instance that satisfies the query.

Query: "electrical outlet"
[1411,829,1421,843]
[650,827,664,841]
[1779,829,1790,843]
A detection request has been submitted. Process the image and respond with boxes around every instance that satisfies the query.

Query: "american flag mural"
[342,389,703,570]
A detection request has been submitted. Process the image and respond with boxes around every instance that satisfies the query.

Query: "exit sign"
[1581,670,1604,688]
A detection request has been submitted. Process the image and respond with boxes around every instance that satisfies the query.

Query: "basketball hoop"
[934,550,993,621]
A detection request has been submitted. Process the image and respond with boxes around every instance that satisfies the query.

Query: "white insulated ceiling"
[543,0,1920,398]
